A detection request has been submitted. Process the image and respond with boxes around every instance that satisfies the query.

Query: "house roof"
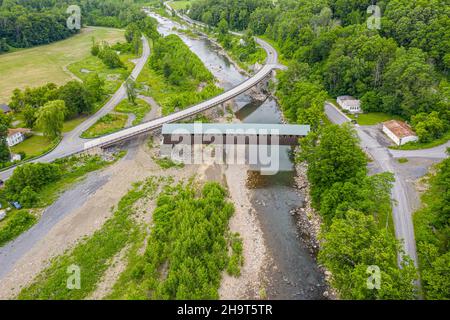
[0,104,11,113]
[383,120,416,139]
[337,95,358,101]
[7,128,31,137]
[162,123,311,136]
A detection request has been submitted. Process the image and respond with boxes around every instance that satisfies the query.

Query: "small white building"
[337,95,362,114]
[382,120,419,146]
[7,128,31,147]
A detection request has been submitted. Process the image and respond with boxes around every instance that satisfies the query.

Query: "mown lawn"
[62,116,89,133]
[0,27,125,103]
[10,135,59,158]
[114,98,151,125]
[170,1,193,10]
[81,113,128,139]
[349,112,404,126]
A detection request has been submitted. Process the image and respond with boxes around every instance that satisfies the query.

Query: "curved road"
[325,102,449,269]
[0,36,150,180]
[1,9,281,180]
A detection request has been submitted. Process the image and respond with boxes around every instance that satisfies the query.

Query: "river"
[150,13,327,299]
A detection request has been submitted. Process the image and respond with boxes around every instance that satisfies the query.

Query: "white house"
[337,95,362,114]
[382,120,419,146]
[7,128,31,147]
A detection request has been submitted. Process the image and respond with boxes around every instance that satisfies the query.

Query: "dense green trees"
[299,124,417,299]
[9,78,104,130]
[0,113,11,162]
[133,182,237,299]
[191,0,450,143]
[414,156,450,299]
[4,162,62,203]
[35,100,66,140]
[319,210,417,299]
[300,124,367,206]
[0,0,153,52]
[190,0,274,31]
[150,34,214,86]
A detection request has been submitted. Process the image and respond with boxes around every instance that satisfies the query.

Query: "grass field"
[114,99,151,125]
[0,27,125,103]
[348,112,404,126]
[81,113,128,139]
[170,0,193,10]
[10,135,59,158]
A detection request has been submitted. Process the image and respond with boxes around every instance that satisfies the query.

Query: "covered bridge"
[162,123,310,146]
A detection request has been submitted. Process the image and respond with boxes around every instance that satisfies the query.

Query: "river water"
[150,13,326,299]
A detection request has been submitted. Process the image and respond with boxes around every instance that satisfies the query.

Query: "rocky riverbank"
[293,159,338,300]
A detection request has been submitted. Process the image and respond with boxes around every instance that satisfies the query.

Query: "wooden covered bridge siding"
[161,124,310,146]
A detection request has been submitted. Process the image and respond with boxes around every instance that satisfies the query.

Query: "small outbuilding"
[337,96,362,114]
[382,120,418,146]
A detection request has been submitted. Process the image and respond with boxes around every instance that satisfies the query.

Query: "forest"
[299,124,417,299]
[0,0,148,53]
[189,0,450,144]
[414,154,450,299]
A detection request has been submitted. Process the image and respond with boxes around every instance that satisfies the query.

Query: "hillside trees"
[414,156,450,299]
[319,210,417,299]
[299,124,417,298]
[150,34,214,86]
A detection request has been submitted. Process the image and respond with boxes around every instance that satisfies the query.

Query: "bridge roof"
[162,123,310,136]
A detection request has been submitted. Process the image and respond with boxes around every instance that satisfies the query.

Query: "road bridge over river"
[0,7,282,180]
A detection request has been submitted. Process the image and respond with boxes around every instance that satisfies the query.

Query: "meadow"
[0,27,125,103]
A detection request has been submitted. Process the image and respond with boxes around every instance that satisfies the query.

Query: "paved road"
[0,36,150,181]
[325,102,449,267]
[0,9,280,180]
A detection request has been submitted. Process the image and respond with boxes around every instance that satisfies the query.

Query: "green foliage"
[189,0,274,31]
[411,111,448,143]
[153,156,184,169]
[414,158,450,299]
[0,112,11,162]
[114,98,151,125]
[17,177,163,300]
[139,34,222,115]
[319,210,417,299]
[0,210,36,247]
[226,233,244,277]
[299,124,367,206]
[4,162,61,199]
[35,100,66,140]
[97,42,125,69]
[81,113,128,139]
[110,181,238,300]
[150,34,213,86]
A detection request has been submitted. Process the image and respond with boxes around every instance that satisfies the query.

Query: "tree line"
[0,0,149,53]
[189,0,450,144]
[414,152,450,299]
[299,124,418,299]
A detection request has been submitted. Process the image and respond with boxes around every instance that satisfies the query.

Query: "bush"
[0,210,36,247]
[4,163,62,201]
